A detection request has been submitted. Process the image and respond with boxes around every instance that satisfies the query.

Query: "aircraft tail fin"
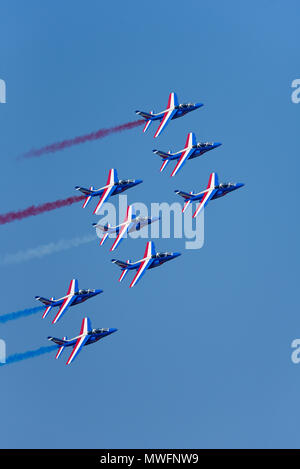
[153,149,174,158]
[143,110,154,133]
[136,110,154,120]
[92,222,112,245]
[160,159,170,172]
[182,199,192,213]
[99,223,110,246]
[118,259,131,282]
[42,297,55,319]
[152,150,174,172]
[175,190,195,213]
[135,110,155,133]
[35,296,55,319]
[111,258,132,282]
[75,185,94,207]
[81,186,94,208]
[53,336,68,359]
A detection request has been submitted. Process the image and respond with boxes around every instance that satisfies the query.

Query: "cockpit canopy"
[92,328,109,334]
[76,289,92,295]
[178,103,192,108]
[119,179,133,185]
[196,142,213,148]
[156,252,172,258]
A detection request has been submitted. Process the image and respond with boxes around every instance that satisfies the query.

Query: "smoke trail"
[0,345,57,366]
[23,119,144,158]
[0,306,44,323]
[0,194,85,226]
[0,232,97,265]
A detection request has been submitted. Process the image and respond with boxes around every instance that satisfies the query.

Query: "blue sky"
[0,0,300,449]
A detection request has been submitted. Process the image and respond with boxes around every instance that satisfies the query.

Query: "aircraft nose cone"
[236,183,245,189]
[172,252,181,258]
[195,103,204,109]
[134,179,143,186]
[214,142,222,148]
[110,328,118,334]
[95,289,103,295]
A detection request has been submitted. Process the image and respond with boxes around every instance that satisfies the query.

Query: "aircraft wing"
[52,279,78,324]
[192,189,216,218]
[52,295,74,324]
[129,257,154,288]
[110,222,130,251]
[66,318,91,365]
[154,109,176,138]
[110,206,134,252]
[93,169,117,215]
[170,133,196,177]
[193,173,218,218]
[153,92,178,138]
[129,241,155,288]
[93,185,115,215]
[170,148,193,176]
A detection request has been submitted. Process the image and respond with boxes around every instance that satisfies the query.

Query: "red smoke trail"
[23,119,144,158]
[0,195,85,225]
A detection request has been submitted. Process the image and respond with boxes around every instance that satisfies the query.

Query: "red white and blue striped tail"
[160,159,169,172]
[82,186,94,208]
[42,297,54,319]
[143,110,154,133]
[119,260,131,282]
[55,336,67,360]
[100,224,110,246]
[160,151,172,172]
[182,192,194,213]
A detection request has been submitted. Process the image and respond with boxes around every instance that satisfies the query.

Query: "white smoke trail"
[0,233,97,265]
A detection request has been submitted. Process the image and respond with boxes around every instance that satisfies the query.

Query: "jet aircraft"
[136,92,203,138]
[75,169,142,215]
[111,241,181,288]
[48,317,117,365]
[93,205,160,251]
[35,279,103,324]
[153,132,221,176]
[175,172,244,218]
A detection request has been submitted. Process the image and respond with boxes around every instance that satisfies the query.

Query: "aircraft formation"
[32,92,244,365]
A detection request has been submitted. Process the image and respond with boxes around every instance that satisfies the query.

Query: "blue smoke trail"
[0,306,44,323]
[0,345,57,366]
